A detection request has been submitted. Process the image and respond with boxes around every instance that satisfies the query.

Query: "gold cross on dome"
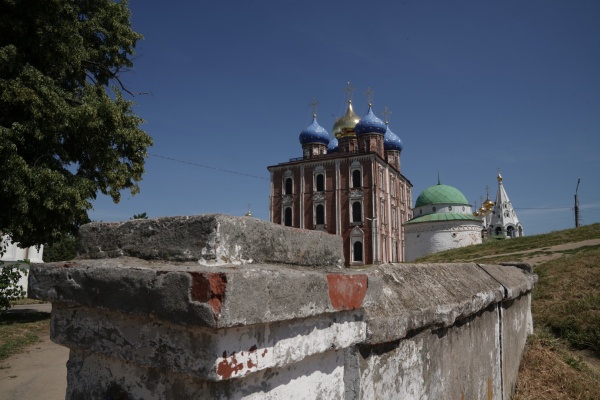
[309,98,319,116]
[382,107,392,124]
[344,81,355,103]
[365,87,374,106]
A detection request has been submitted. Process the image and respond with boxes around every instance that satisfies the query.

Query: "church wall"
[268,152,412,265]
[404,221,482,261]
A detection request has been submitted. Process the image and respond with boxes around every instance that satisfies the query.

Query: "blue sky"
[90,0,600,236]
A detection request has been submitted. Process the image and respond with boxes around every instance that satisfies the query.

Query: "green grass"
[10,298,46,306]
[0,311,50,361]
[533,247,600,355]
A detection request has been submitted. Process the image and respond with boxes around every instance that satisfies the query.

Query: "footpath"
[0,303,68,400]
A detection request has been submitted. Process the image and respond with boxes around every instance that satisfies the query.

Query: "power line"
[150,153,269,181]
[514,207,572,210]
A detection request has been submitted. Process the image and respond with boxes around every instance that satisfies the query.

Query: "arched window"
[352,170,361,188]
[316,174,324,192]
[495,227,502,236]
[353,241,363,262]
[316,204,325,225]
[507,226,514,238]
[352,201,362,223]
[285,178,293,195]
[284,207,292,226]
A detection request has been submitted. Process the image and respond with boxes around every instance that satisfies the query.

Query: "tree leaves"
[0,0,152,247]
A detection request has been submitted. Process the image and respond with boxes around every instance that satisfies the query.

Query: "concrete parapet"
[77,214,344,267]
[29,215,537,399]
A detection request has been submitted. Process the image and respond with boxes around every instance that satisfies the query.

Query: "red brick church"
[268,89,412,266]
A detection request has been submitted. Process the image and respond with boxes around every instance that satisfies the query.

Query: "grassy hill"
[417,223,600,399]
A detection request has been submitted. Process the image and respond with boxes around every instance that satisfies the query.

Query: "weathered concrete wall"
[29,215,536,400]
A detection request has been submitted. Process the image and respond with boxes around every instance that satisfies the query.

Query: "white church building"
[482,172,524,238]
[404,180,482,261]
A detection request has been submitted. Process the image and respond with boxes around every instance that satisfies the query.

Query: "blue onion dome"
[327,137,339,153]
[355,105,387,136]
[384,124,403,152]
[299,114,330,145]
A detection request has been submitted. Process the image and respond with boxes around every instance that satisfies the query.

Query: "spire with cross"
[309,98,319,117]
[344,81,355,103]
[382,106,392,125]
[365,87,374,107]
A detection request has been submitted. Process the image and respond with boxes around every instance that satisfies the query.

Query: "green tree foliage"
[43,234,78,262]
[0,263,27,311]
[131,212,148,219]
[0,0,153,248]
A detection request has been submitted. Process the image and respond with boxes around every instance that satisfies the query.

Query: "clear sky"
[90,0,600,236]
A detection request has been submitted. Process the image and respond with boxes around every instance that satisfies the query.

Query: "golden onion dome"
[497,172,503,182]
[484,198,494,210]
[333,100,360,138]
[480,206,487,214]
[473,210,480,217]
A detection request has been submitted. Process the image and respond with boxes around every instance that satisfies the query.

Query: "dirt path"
[0,304,69,400]
[477,238,600,265]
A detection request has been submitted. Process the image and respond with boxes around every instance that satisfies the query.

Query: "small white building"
[1,236,44,263]
[1,236,44,295]
[404,182,482,261]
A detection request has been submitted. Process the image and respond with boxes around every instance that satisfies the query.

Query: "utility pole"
[575,177,581,228]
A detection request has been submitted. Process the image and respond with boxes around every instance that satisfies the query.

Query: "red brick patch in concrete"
[189,272,228,316]
[326,274,367,310]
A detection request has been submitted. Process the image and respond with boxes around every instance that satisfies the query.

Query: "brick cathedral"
[268,91,413,266]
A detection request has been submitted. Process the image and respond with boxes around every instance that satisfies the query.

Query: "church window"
[379,170,383,187]
[448,206,453,211]
[316,204,325,225]
[352,170,361,188]
[495,227,502,235]
[353,241,363,262]
[462,207,465,211]
[284,178,293,195]
[316,174,324,192]
[284,207,292,226]
[432,206,436,212]
[419,209,422,215]
[352,201,362,223]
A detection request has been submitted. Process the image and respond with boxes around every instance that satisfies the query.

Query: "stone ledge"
[29,259,536,337]
[28,260,369,329]
[77,214,344,267]
[361,263,537,344]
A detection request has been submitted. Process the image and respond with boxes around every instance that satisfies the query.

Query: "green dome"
[415,184,469,207]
